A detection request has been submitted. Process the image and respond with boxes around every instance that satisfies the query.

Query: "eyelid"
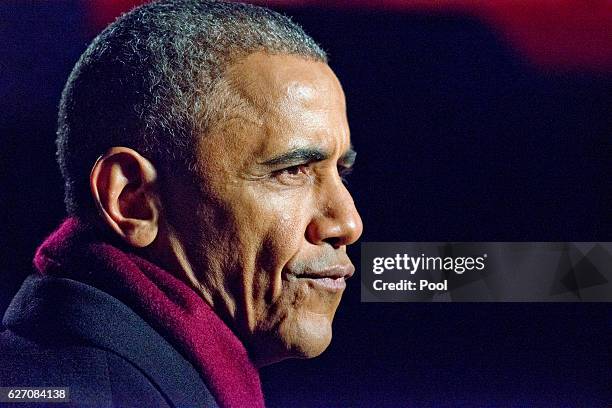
[269,160,354,186]
[271,161,308,171]
[269,163,311,186]
[272,163,309,174]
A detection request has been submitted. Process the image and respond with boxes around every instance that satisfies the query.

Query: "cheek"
[250,193,312,283]
[258,213,304,271]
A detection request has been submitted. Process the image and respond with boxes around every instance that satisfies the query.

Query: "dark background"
[1,1,610,406]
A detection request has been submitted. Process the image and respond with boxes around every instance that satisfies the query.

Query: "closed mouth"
[294,264,354,280]
[288,264,355,291]
[300,276,347,291]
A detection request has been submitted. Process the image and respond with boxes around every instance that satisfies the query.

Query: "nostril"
[323,236,343,249]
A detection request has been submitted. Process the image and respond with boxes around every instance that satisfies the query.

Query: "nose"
[306,180,363,249]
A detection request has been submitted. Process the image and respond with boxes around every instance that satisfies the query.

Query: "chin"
[250,312,334,367]
[289,311,334,358]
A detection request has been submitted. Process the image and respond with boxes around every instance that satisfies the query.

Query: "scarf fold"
[33,217,265,408]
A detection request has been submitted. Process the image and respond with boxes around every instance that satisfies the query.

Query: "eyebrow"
[261,147,327,166]
[260,146,357,167]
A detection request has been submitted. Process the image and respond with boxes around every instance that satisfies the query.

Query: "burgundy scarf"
[33,217,265,408]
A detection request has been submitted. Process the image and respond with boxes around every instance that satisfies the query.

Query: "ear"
[90,147,160,248]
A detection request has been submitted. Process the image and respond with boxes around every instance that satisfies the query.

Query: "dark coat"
[0,274,219,408]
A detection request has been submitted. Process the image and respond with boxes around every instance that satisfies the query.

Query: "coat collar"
[3,273,219,408]
[25,217,265,408]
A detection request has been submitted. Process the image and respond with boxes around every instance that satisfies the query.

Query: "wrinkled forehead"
[223,52,350,156]
[227,52,345,107]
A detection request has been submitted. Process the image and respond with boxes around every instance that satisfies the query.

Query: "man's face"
[168,52,362,365]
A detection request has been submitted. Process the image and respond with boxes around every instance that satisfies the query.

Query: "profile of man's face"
[165,52,362,366]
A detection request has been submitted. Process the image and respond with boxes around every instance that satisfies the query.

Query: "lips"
[288,263,355,292]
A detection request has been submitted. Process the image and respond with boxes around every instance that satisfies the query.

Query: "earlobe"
[90,147,160,248]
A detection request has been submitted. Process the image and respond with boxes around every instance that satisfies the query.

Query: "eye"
[283,165,305,176]
[271,164,310,185]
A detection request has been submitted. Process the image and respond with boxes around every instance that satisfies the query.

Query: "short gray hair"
[57,0,327,215]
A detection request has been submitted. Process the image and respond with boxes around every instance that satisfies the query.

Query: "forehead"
[227,52,344,106]
[220,52,350,157]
